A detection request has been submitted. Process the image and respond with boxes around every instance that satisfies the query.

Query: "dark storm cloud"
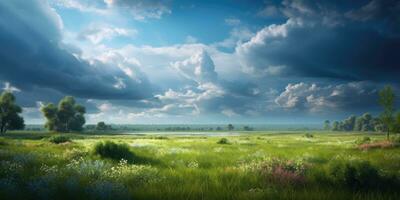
[0,0,152,101]
[238,0,400,82]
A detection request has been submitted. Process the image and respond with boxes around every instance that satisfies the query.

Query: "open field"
[1,131,400,200]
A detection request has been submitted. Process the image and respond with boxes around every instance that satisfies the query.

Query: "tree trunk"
[387,129,390,141]
[0,123,4,134]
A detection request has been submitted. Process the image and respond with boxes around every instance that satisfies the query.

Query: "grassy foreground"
[0,131,400,200]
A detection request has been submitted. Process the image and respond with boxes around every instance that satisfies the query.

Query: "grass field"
[1,131,400,200]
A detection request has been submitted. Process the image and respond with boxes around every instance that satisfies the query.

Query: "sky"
[0,0,399,124]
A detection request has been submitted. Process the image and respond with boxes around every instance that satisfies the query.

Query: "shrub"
[217,138,229,144]
[356,136,371,145]
[260,158,307,186]
[0,138,8,145]
[329,161,382,190]
[304,133,314,138]
[94,141,134,161]
[153,136,169,140]
[49,135,71,144]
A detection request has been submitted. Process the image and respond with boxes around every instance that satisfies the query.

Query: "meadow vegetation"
[1,131,400,200]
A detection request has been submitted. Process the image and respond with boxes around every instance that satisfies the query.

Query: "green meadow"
[0,131,399,200]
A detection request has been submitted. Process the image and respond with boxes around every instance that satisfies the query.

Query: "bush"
[94,141,134,161]
[259,158,307,186]
[329,161,382,190]
[0,138,8,145]
[356,136,371,145]
[49,135,71,144]
[217,138,229,144]
[304,133,314,138]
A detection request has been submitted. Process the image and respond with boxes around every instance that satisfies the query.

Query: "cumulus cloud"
[236,0,400,82]
[172,50,218,83]
[0,0,152,101]
[275,82,380,112]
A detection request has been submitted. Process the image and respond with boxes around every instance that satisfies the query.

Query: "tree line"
[324,86,400,140]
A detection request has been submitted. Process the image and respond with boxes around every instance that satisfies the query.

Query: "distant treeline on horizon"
[23,123,322,132]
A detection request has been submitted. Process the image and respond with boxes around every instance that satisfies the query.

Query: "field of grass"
[1,131,400,200]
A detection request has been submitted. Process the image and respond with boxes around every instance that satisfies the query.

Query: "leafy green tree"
[96,121,111,131]
[41,96,86,132]
[394,112,400,133]
[343,115,356,131]
[0,92,24,134]
[378,86,396,140]
[323,120,331,130]
[332,121,339,131]
[227,124,234,131]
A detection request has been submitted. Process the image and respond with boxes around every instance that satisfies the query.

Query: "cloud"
[0,0,153,101]
[185,35,198,44]
[2,82,21,93]
[236,0,400,82]
[257,5,280,17]
[52,0,171,20]
[172,50,218,84]
[221,108,239,117]
[225,18,241,26]
[77,23,137,44]
[51,0,109,14]
[275,82,380,113]
[104,0,171,20]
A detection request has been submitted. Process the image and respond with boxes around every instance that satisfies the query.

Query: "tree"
[0,92,24,134]
[243,126,253,131]
[227,124,234,131]
[96,121,111,131]
[394,112,400,133]
[323,120,331,130]
[332,121,339,131]
[379,86,396,140]
[343,115,356,131]
[41,96,86,132]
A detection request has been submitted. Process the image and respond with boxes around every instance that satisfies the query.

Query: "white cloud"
[221,108,239,117]
[171,50,218,83]
[185,35,198,44]
[258,5,279,17]
[104,0,171,21]
[2,82,21,93]
[275,82,379,112]
[78,24,137,44]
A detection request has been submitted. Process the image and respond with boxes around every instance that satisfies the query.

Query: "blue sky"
[0,0,399,124]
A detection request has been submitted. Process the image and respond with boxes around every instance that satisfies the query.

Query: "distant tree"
[227,124,234,131]
[96,121,107,130]
[216,127,222,131]
[379,86,396,140]
[394,112,400,133]
[0,92,24,134]
[343,115,356,131]
[243,126,253,131]
[332,121,339,131]
[41,96,86,132]
[354,117,363,131]
[323,120,331,130]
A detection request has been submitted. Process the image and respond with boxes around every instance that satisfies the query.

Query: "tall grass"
[0,131,399,199]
